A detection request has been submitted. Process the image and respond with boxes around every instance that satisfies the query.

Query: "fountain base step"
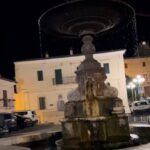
[56,139,134,150]
[59,115,130,149]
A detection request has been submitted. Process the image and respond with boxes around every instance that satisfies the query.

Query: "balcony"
[52,76,76,85]
[0,99,15,109]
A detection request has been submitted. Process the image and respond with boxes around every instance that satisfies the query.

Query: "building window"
[142,74,148,82]
[57,100,65,111]
[142,62,146,67]
[14,85,17,94]
[57,94,64,111]
[103,63,110,74]
[3,90,8,107]
[125,63,128,68]
[39,97,46,110]
[55,69,63,84]
[37,70,43,81]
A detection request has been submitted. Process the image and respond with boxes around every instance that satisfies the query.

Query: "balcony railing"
[0,99,15,108]
[52,76,76,85]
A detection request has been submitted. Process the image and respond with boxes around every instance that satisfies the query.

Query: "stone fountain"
[39,0,136,149]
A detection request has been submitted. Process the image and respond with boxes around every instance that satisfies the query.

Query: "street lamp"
[127,82,136,102]
[133,75,145,100]
[142,41,146,45]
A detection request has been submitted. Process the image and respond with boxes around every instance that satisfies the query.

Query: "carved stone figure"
[67,88,81,101]
[86,77,94,100]
[93,72,106,96]
[104,82,118,97]
[81,34,96,55]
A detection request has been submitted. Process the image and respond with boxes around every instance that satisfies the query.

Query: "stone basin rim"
[38,0,135,38]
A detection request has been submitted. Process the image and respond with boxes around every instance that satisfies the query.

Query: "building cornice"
[14,50,125,65]
[125,56,150,60]
[0,77,16,83]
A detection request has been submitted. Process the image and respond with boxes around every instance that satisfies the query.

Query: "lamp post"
[133,75,145,100]
[127,82,136,102]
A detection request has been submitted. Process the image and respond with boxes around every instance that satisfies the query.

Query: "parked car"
[0,125,9,137]
[14,110,38,125]
[0,113,17,132]
[13,114,32,129]
[146,98,150,104]
[130,100,150,113]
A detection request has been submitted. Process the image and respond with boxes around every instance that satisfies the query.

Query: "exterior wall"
[125,57,150,97]
[0,79,16,113]
[15,50,130,123]
[94,52,128,112]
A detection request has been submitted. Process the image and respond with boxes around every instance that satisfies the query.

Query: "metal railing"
[128,114,150,124]
[0,99,15,109]
[52,76,76,85]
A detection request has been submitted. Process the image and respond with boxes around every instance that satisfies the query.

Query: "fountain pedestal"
[38,1,136,149]
[60,100,130,149]
[61,117,129,149]
[38,0,136,150]
[57,34,130,149]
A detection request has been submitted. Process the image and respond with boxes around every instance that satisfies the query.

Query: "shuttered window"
[103,63,110,74]
[3,90,8,107]
[37,70,43,81]
[142,62,146,67]
[125,63,128,68]
[55,69,63,84]
[39,97,46,110]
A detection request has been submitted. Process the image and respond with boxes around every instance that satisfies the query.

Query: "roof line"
[0,77,16,83]
[14,49,125,63]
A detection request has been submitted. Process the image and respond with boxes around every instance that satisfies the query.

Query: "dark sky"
[0,0,150,79]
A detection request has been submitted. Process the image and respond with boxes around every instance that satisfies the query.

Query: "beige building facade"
[0,77,16,113]
[125,56,150,97]
[14,50,130,123]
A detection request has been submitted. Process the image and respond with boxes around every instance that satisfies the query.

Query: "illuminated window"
[37,70,43,81]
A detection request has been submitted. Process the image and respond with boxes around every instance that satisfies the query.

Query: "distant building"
[14,50,129,124]
[0,77,16,113]
[136,41,150,57]
[125,41,150,98]
[125,56,150,97]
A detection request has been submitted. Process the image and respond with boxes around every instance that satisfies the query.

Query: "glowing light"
[127,82,136,89]
[142,41,146,45]
[133,75,145,84]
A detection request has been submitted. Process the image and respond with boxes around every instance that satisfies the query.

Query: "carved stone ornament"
[67,88,81,101]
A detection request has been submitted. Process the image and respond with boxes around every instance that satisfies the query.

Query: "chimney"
[70,48,74,56]
[45,51,49,58]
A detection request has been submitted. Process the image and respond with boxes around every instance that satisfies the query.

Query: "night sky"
[0,0,150,79]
